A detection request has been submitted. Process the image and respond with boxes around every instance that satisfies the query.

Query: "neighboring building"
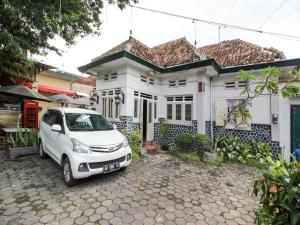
[78,37,300,161]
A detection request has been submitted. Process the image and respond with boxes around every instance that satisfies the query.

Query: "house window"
[102,98,107,117]
[115,103,120,118]
[225,81,235,89]
[166,95,193,123]
[168,80,176,87]
[134,99,138,118]
[167,104,173,120]
[154,102,157,119]
[227,99,241,125]
[185,104,192,121]
[108,98,113,118]
[141,75,147,83]
[178,80,186,86]
[176,104,182,120]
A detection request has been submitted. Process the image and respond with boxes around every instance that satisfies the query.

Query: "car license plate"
[104,162,120,172]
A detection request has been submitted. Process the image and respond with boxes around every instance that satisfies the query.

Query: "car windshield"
[65,113,113,131]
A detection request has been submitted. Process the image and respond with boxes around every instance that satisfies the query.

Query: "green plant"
[169,148,201,161]
[7,129,38,148]
[160,119,170,147]
[174,133,194,151]
[119,129,141,161]
[194,133,212,152]
[253,156,300,225]
[213,67,300,152]
[217,136,272,165]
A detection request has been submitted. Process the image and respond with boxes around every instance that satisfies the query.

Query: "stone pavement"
[0,154,260,225]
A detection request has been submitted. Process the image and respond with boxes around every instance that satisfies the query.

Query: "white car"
[38,108,132,186]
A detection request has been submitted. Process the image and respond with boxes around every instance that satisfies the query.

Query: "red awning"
[15,79,33,88]
[38,85,75,96]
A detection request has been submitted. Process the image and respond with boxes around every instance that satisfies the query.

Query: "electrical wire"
[129,4,300,42]
[223,0,239,22]
[258,0,289,29]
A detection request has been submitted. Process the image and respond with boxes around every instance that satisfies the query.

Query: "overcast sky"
[34,0,300,75]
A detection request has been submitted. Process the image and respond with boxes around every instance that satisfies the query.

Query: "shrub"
[174,133,193,151]
[217,136,272,165]
[253,156,300,225]
[194,133,212,152]
[119,129,141,161]
[7,129,38,148]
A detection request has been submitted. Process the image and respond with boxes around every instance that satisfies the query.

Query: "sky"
[34,0,300,75]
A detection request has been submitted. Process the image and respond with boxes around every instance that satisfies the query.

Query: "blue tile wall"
[205,121,280,158]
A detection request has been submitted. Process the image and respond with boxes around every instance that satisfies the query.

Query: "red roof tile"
[197,39,285,67]
[94,37,284,69]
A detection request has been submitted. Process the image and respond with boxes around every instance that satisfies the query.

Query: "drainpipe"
[210,77,213,142]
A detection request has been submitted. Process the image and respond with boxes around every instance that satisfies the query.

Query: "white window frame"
[100,89,121,121]
[166,95,193,125]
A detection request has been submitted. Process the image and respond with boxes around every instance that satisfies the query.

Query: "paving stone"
[0,155,259,225]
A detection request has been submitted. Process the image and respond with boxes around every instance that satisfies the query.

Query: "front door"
[140,99,154,143]
[146,100,154,141]
[291,105,300,154]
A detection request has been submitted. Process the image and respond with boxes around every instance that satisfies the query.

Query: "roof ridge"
[151,37,187,49]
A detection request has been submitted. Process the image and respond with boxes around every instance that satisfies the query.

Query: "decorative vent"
[168,80,176,87]
[134,91,139,96]
[154,96,157,100]
[185,96,193,101]
[140,92,153,99]
[104,74,109,81]
[110,73,117,80]
[149,78,154,85]
[178,80,186,86]
[225,81,235,89]
[238,81,247,88]
[175,96,183,101]
[141,75,147,83]
[166,97,174,101]
[101,91,107,96]
[108,90,114,95]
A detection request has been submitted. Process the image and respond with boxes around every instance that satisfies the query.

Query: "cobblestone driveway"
[0,154,259,225]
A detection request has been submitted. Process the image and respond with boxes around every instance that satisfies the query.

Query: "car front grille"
[89,156,126,169]
[90,143,123,153]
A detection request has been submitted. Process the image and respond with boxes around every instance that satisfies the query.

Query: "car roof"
[48,107,100,115]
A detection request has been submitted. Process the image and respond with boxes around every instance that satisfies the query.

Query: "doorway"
[142,99,147,142]
[291,105,300,154]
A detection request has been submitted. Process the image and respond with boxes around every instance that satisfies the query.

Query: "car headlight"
[71,138,91,154]
[123,137,129,147]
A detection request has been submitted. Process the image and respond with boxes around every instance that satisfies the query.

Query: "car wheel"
[62,157,76,187]
[119,166,128,171]
[39,141,47,159]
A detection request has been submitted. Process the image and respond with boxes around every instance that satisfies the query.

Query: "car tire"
[119,166,128,171]
[39,140,47,159]
[62,157,76,187]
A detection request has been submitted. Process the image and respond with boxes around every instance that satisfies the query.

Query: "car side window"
[42,111,49,123]
[54,111,65,133]
[46,110,57,126]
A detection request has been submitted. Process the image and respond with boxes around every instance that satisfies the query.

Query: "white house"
[78,37,300,161]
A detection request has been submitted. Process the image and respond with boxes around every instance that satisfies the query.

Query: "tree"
[0,0,137,80]
[213,66,300,151]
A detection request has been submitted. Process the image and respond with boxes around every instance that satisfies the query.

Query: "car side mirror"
[112,124,117,130]
[51,124,62,132]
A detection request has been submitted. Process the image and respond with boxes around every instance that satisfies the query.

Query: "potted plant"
[160,119,170,151]
[7,129,38,159]
[194,133,215,161]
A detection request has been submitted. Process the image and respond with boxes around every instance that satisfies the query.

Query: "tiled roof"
[93,37,203,68]
[93,37,285,69]
[197,39,285,68]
